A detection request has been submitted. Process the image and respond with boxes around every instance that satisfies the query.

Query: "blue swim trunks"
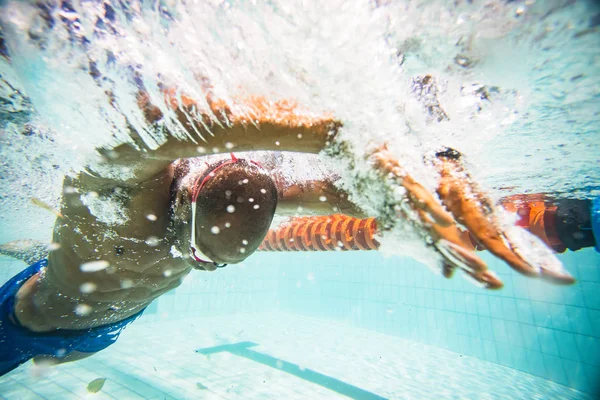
[0,260,144,376]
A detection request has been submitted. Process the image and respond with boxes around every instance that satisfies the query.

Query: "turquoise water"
[1,0,600,399]
[1,249,599,398]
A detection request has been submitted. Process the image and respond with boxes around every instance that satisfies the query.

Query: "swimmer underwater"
[0,82,581,376]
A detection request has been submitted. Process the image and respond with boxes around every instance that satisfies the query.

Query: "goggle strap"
[189,200,215,263]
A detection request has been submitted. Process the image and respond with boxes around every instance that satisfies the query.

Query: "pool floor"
[0,312,592,399]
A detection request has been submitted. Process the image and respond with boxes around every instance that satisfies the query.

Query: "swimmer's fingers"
[434,239,503,290]
[370,148,454,226]
[435,153,575,285]
[422,212,503,289]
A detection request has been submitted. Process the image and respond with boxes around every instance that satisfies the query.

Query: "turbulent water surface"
[0,0,598,257]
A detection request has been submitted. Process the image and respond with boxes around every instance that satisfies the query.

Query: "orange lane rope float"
[258,196,568,253]
[258,214,379,252]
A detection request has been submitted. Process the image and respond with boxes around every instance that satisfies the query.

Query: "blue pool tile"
[430,329,445,348]
[454,313,468,336]
[562,359,589,393]
[434,290,445,310]
[574,334,600,366]
[466,314,481,338]
[482,339,499,364]
[491,319,508,343]
[446,331,460,350]
[443,291,455,312]
[541,353,569,386]
[537,327,560,356]
[501,298,518,322]
[423,289,435,308]
[511,277,531,299]
[495,342,513,367]
[425,309,437,330]
[470,337,484,360]
[475,294,491,317]
[577,262,600,282]
[562,285,587,307]
[587,308,600,335]
[464,294,477,314]
[479,317,495,341]
[446,312,458,333]
[524,349,547,377]
[581,282,600,310]
[549,304,573,332]
[564,305,594,336]
[531,301,553,328]
[489,299,504,319]
[454,295,466,314]
[553,330,580,362]
[456,334,471,355]
[504,321,523,348]
[519,324,541,351]
[511,346,529,373]
[515,299,535,325]
[582,364,600,396]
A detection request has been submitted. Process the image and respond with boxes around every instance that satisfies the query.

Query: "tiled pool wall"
[2,246,598,396]
[276,249,600,397]
[139,257,281,324]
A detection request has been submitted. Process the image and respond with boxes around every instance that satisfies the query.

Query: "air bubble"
[253,204,260,209]
[74,304,92,316]
[275,141,280,146]
[212,147,219,153]
[260,188,267,194]
[242,178,249,184]
[227,205,235,213]
[146,236,160,246]
[239,247,246,253]
[242,239,249,245]
[248,198,254,202]
[197,146,207,154]
[297,133,303,139]
[121,279,134,289]
[211,226,221,234]
[80,260,109,273]
[225,222,231,228]
[225,142,234,149]
[79,282,97,294]
[319,196,327,202]
[48,242,61,251]
[163,270,172,277]
[146,214,157,221]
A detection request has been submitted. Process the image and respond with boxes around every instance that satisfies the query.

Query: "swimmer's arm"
[276,179,367,218]
[103,91,341,184]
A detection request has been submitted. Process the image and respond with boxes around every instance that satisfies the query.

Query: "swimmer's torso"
[16,164,193,331]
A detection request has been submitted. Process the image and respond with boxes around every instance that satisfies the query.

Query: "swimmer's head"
[183,156,277,269]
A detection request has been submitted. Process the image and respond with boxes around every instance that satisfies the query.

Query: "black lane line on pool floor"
[196,341,387,400]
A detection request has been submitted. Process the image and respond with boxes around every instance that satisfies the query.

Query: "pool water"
[1,0,599,399]
[1,249,599,399]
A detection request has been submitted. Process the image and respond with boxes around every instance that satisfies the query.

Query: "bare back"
[15,164,193,330]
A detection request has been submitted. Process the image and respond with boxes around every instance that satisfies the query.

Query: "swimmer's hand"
[434,149,575,285]
[371,147,503,289]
